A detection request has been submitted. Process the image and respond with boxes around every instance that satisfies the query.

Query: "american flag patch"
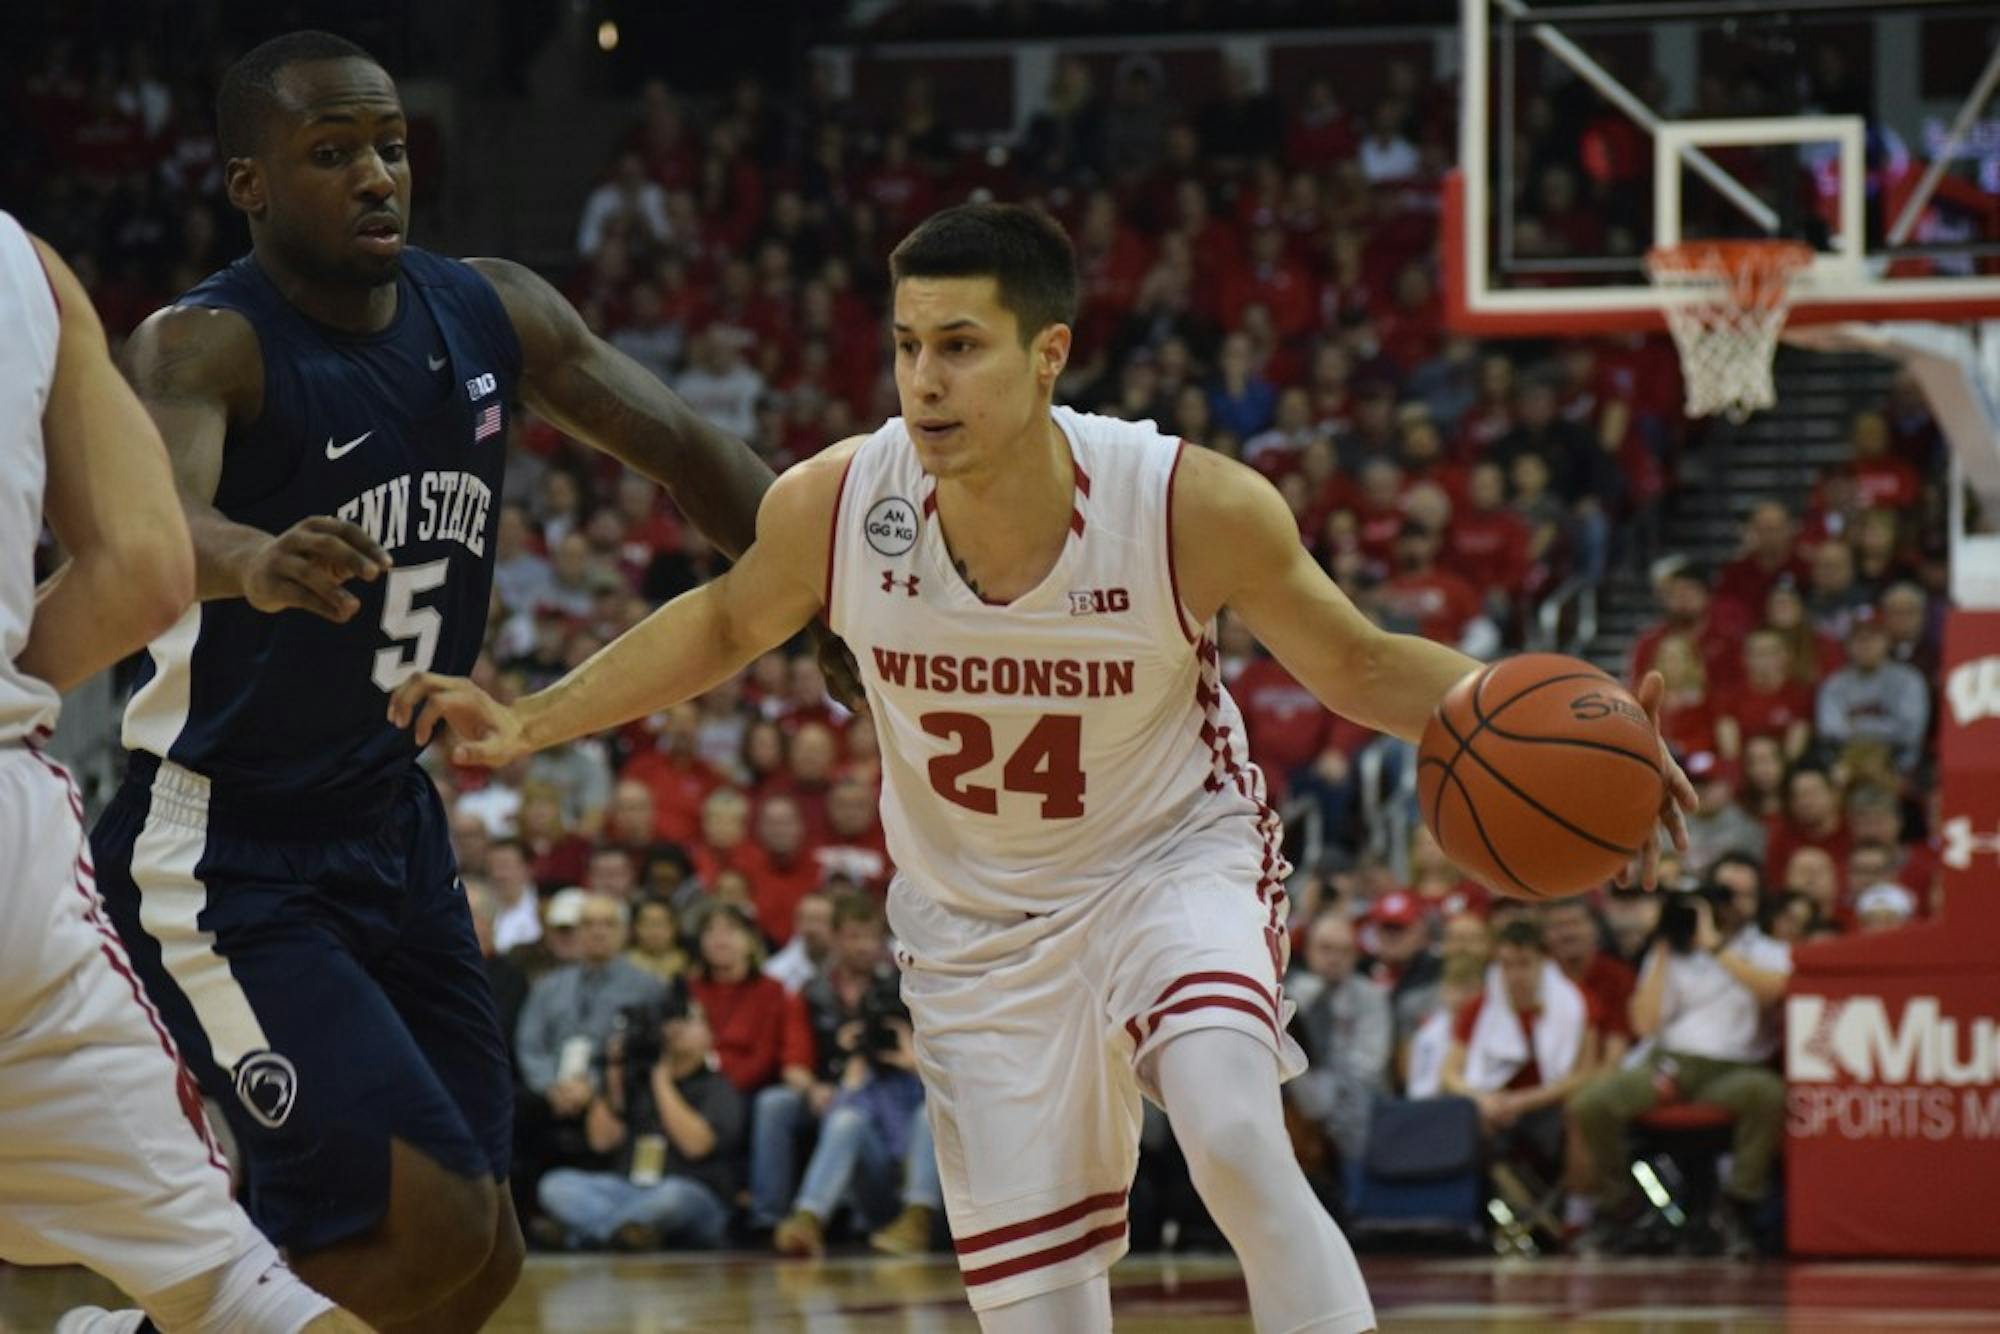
[473,404,502,442]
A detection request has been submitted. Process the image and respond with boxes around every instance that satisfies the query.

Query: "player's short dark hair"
[217,30,380,159]
[890,203,1078,345]
[1495,918,1546,952]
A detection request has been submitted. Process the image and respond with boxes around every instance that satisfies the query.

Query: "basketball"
[1418,654,1664,900]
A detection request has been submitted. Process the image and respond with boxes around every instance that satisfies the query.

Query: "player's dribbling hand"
[1619,670,1698,892]
[386,671,528,767]
[244,516,392,622]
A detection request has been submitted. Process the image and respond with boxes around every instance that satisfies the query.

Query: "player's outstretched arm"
[388,442,851,765]
[470,256,774,560]
[1173,444,1479,744]
[20,236,195,691]
[122,304,391,620]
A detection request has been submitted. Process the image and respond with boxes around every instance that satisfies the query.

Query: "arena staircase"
[1581,347,1901,678]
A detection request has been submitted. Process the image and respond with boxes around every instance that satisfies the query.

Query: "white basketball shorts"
[889,827,1304,1312]
[0,747,253,1301]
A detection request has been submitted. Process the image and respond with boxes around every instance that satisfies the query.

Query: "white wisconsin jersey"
[0,211,62,747]
[828,406,1285,915]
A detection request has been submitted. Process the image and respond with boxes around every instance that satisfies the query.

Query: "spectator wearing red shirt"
[1714,630,1815,764]
[1878,581,1940,681]
[688,904,816,1094]
[621,703,726,845]
[814,776,891,895]
[1764,582,1846,684]
[1652,634,1718,764]
[519,784,594,891]
[1221,224,1316,341]
[1763,766,1851,892]
[1713,502,1808,632]
[747,796,824,947]
[1628,565,1742,692]
[1453,354,1517,463]
[763,721,840,844]
[1444,462,1532,618]
[1348,458,1408,570]
[1845,410,1922,512]
[777,655,848,737]
[1442,919,1602,1143]
[1847,784,1937,904]
[1395,408,1466,507]
[1372,264,1445,377]
[1379,521,1490,652]
[1540,899,1636,1056]
[859,131,936,235]
[1286,77,1357,169]
[690,788,764,889]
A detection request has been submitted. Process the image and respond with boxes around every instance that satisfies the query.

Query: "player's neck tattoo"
[954,557,984,598]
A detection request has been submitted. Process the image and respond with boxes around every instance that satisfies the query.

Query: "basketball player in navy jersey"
[86,30,806,1333]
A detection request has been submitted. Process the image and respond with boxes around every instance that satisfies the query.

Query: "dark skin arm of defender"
[468,256,861,706]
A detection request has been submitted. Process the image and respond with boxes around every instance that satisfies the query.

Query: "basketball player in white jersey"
[0,211,370,1333]
[391,204,1693,1332]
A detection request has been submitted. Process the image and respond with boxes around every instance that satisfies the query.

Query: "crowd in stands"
[10,19,1957,1262]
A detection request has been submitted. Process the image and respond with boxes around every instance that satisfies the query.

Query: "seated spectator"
[674,328,764,441]
[1208,331,1277,440]
[1714,630,1814,764]
[1764,580,1846,683]
[1713,502,1807,632]
[690,787,760,887]
[1366,890,1445,1044]
[1782,846,1843,927]
[767,721,840,841]
[1851,508,1916,603]
[1844,410,1922,512]
[1763,765,1850,891]
[746,795,824,946]
[1540,899,1635,1063]
[1816,615,1929,776]
[686,902,815,1097]
[625,896,688,983]
[1763,890,1825,944]
[1846,782,1936,900]
[1804,540,1869,641]
[1401,911,1493,1098]
[486,837,543,954]
[1378,518,1497,657]
[492,503,555,618]
[1735,733,1789,824]
[1283,912,1391,1163]
[1854,881,1917,934]
[1629,563,1739,691]
[1681,752,1768,875]
[515,894,666,1146]
[1491,378,1617,582]
[535,980,744,1251]
[622,703,725,846]
[1879,580,1939,679]
[602,779,682,885]
[1442,919,1600,1157]
[1601,887,1661,968]
[1357,98,1419,183]
[1242,385,1321,477]
[510,885,589,982]
[750,891,895,1233]
[814,775,891,894]
[774,972,940,1258]
[1652,633,1717,763]
[1442,461,1531,621]
[575,149,673,259]
[1572,880,1790,1258]
[763,891,835,994]
[519,782,592,888]
[465,878,529,1052]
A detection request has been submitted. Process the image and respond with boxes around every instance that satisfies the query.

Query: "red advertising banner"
[1788,610,2000,1257]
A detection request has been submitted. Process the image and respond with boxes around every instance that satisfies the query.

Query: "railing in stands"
[1532,575,1599,658]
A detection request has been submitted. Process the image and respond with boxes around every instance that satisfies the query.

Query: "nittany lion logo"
[865,497,919,557]
[234,1051,299,1129]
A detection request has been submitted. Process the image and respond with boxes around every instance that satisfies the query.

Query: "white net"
[1646,242,1814,422]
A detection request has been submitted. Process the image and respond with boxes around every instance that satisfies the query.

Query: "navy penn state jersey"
[122,248,521,815]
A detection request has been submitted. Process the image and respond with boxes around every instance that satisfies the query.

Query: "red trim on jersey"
[1145,993,1280,1041]
[954,1189,1128,1254]
[921,488,937,517]
[1073,459,1092,497]
[1164,441,1198,643]
[1148,970,1281,1027]
[960,1221,1129,1287]
[1068,508,1086,538]
[24,745,229,1174]
[1124,1016,1144,1047]
[823,453,856,623]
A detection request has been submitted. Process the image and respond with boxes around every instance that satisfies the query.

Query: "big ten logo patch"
[1068,588,1130,616]
[865,497,919,557]
[464,371,498,401]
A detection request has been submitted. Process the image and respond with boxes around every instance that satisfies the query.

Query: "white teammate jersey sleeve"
[0,211,62,747]
[828,406,1287,915]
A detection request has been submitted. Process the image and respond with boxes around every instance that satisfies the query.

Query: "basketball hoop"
[1645,241,1815,422]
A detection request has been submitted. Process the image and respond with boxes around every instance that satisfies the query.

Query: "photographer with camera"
[533,979,746,1251]
[772,968,943,1259]
[1570,873,1790,1257]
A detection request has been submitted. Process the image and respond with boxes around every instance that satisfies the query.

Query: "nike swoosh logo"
[428,351,447,371]
[325,430,373,460]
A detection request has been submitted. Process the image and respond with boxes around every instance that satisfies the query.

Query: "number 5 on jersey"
[372,557,449,691]
[922,712,1085,818]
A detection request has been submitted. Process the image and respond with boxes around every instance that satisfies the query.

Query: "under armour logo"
[881,571,920,597]
[1942,816,2000,871]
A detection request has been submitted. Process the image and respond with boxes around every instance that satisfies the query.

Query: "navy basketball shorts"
[91,758,512,1254]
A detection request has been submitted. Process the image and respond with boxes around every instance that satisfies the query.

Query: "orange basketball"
[1417,654,1664,900]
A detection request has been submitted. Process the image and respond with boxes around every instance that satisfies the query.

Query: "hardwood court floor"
[7,1253,2000,1331]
